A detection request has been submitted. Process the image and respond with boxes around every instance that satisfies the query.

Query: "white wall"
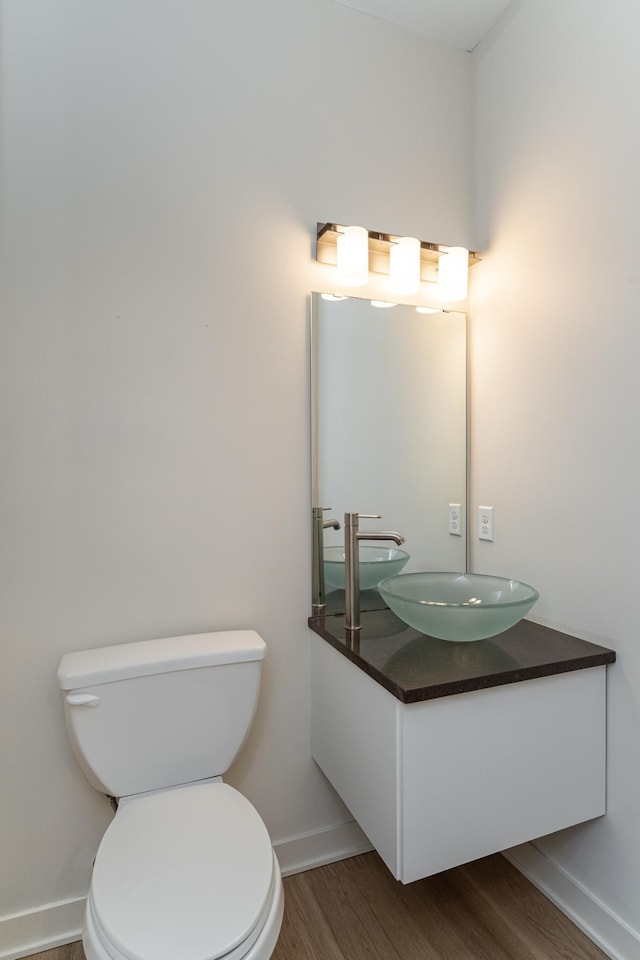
[0,0,472,952]
[472,0,640,948]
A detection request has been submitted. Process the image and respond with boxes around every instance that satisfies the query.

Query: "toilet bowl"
[83,783,284,960]
[58,631,284,960]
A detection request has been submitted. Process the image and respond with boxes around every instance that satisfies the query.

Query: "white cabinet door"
[399,668,606,882]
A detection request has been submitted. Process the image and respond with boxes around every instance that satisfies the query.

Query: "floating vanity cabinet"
[309,614,615,884]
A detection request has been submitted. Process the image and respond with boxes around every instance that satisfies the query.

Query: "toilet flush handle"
[65,692,100,707]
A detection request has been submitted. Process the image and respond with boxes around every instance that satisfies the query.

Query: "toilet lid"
[91,783,275,960]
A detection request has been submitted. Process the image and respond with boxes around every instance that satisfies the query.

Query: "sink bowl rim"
[377,571,540,609]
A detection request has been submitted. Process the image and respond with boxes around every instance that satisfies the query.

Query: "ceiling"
[330,0,512,52]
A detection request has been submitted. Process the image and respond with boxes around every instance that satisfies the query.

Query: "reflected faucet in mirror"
[311,507,341,616]
[345,513,406,634]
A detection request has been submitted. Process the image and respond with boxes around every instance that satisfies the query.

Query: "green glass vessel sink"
[324,545,410,591]
[377,572,539,642]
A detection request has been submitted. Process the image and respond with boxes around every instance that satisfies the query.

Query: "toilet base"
[83,855,285,960]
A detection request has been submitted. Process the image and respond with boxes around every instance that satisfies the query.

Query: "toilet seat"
[88,782,277,960]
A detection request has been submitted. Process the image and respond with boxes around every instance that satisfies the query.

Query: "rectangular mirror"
[311,293,468,610]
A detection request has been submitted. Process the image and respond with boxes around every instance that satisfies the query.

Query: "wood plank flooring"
[28,852,608,960]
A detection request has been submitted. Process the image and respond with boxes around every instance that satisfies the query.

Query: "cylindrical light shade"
[389,236,421,294]
[437,246,469,301]
[336,226,369,287]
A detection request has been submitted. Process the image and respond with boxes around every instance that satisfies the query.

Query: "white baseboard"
[0,897,84,960]
[504,842,640,960]
[274,818,373,877]
[1,820,371,960]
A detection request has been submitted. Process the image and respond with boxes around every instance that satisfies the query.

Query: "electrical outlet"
[448,503,462,536]
[478,505,494,541]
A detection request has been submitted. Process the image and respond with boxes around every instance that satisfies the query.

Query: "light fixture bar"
[316,223,480,288]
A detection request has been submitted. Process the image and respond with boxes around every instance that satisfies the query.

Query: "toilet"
[57,630,284,960]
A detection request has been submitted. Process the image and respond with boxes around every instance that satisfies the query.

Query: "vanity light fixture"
[389,236,421,295]
[437,246,469,302]
[371,300,396,309]
[416,306,441,314]
[316,224,480,299]
[336,225,369,287]
[320,293,349,301]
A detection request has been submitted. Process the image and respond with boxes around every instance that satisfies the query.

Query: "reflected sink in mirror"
[324,545,410,591]
[377,572,539,642]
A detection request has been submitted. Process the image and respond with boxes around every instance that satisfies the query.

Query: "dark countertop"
[309,594,616,704]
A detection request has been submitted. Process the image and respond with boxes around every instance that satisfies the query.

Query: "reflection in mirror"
[311,293,468,612]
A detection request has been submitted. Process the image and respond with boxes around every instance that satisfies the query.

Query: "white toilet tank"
[57,630,266,799]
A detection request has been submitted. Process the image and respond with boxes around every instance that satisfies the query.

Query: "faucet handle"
[344,512,382,530]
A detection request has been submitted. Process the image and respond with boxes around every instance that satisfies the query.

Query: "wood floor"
[29,852,608,960]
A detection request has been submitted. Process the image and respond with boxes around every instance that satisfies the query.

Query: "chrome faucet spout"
[357,530,406,546]
[344,512,406,633]
[323,518,341,531]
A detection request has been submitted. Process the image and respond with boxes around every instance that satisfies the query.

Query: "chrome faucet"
[345,512,406,633]
[312,507,341,616]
